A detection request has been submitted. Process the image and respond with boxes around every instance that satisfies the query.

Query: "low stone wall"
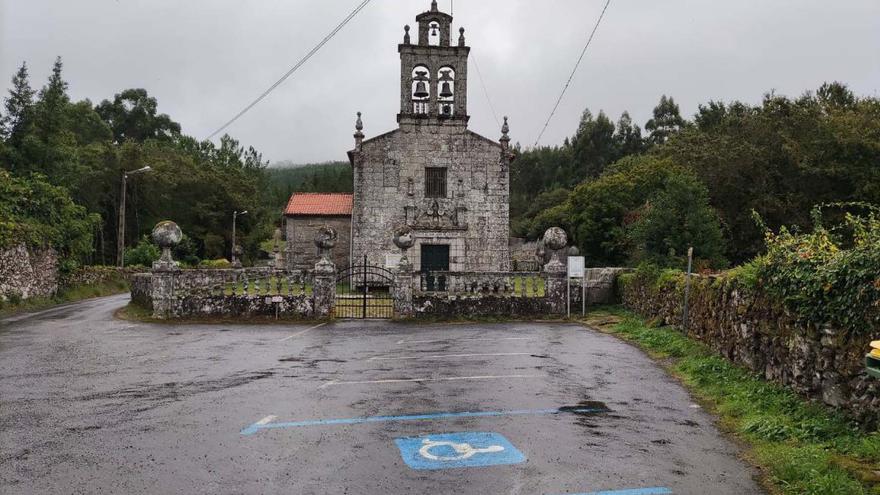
[413,294,555,318]
[176,294,314,319]
[131,273,153,309]
[570,268,630,306]
[619,273,879,428]
[132,267,324,319]
[0,244,59,301]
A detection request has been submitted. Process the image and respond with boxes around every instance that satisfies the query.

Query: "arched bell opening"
[411,65,431,115]
[427,22,441,46]
[437,67,455,117]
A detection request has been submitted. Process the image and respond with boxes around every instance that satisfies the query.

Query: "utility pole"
[232,210,248,268]
[117,166,152,267]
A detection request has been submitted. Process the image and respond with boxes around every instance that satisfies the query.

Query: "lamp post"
[117,166,152,268]
[232,210,248,268]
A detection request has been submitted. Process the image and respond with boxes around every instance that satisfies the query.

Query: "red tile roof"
[284,193,353,216]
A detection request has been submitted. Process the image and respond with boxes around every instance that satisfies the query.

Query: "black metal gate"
[335,255,395,319]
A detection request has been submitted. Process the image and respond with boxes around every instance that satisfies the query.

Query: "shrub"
[198,258,232,269]
[756,204,880,334]
[124,236,160,267]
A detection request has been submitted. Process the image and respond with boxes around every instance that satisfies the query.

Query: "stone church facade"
[347,1,513,273]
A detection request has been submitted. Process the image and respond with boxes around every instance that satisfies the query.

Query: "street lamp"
[232,210,248,268]
[117,166,152,268]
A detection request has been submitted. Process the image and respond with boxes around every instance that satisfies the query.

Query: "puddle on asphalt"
[557,400,611,415]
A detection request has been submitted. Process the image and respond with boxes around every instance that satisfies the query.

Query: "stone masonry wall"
[351,123,509,272]
[285,215,351,270]
[620,274,879,428]
[0,244,58,300]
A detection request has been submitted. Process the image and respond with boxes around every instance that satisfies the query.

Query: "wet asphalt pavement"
[0,295,764,494]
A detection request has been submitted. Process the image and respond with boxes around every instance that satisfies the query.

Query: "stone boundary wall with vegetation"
[59,266,141,288]
[133,267,328,320]
[618,272,879,428]
[0,244,59,301]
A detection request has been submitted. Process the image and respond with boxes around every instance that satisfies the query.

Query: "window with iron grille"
[425,167,447,198]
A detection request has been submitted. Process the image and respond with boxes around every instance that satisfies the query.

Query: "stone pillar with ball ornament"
[150,221,182,318]
[392,225,415,318]
[312,225,338,318]
[542,226,568,315]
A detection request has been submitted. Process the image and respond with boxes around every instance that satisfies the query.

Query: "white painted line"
[369,352,531,361]
[396,337,532,345]
[279,322,326,342]
[256,415,277,426]
[319,374,540,388]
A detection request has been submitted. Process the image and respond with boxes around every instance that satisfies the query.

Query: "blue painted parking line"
[241,406,607,435]
[563,488,672,495]
[395,432,525,470]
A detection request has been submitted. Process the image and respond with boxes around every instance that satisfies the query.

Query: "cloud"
[2,0,878,163]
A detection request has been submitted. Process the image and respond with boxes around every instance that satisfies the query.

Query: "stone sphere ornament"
[543,227,568,251]
[392,225,415,251]
[313,225,338,251]
[151,220,182,248]
[151,220,182,270]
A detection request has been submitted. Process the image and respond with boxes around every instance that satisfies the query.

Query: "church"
[286,1,513,274]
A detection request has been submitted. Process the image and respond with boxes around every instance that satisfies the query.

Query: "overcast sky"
[2,0,879,165]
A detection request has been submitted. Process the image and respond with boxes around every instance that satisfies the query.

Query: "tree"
[34,56,70,141]
[96,88,181,143]
[570,109,618,180]
[645,95,686,144]
[614,111,646,157]
[563,155,726,267]
[658,82,880,263]
[1,62,36,145]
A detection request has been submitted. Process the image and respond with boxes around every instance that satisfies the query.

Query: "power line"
[471,53,500,128]
[533,0,612,147]
[206,0,373,140]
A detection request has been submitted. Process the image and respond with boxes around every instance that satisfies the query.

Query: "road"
[0,295,764,494]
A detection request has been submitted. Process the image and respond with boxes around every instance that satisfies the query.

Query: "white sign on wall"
[567,256,585,278]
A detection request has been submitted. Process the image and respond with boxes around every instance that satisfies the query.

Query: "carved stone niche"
[405,199,467,231]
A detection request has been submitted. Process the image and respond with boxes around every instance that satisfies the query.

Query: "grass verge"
[582,307,880,495]
[0,277,130,318]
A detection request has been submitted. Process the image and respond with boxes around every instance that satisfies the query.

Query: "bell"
[431,24,438,37]
[439,81,453,98]
[413,81,429,99]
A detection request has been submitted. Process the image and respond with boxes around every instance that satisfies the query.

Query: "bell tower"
[398,0,469,125]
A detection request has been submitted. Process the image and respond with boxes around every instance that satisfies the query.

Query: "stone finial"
[542,226,568,272]
[500,116,510,150]
[392,225,415,270]
[314,225,338,261]
[404,25,411,44]
[151,220,182,271]
[458,27,465,47]
[431,0,438,12]
[354,111,364,149]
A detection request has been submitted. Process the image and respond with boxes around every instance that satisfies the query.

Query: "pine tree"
[2,61,36,143]
[35,56,70,141]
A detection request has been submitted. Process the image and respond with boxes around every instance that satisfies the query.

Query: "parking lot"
[0,295,763,494]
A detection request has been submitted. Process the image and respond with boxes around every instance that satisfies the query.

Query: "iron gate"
[335,255,395,319]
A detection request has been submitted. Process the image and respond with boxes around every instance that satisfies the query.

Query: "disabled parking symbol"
[394,432,525,470]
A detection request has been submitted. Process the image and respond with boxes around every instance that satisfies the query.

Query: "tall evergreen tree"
[34,56,70,141]
[645,95,686,145]
[1,62,36,144]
